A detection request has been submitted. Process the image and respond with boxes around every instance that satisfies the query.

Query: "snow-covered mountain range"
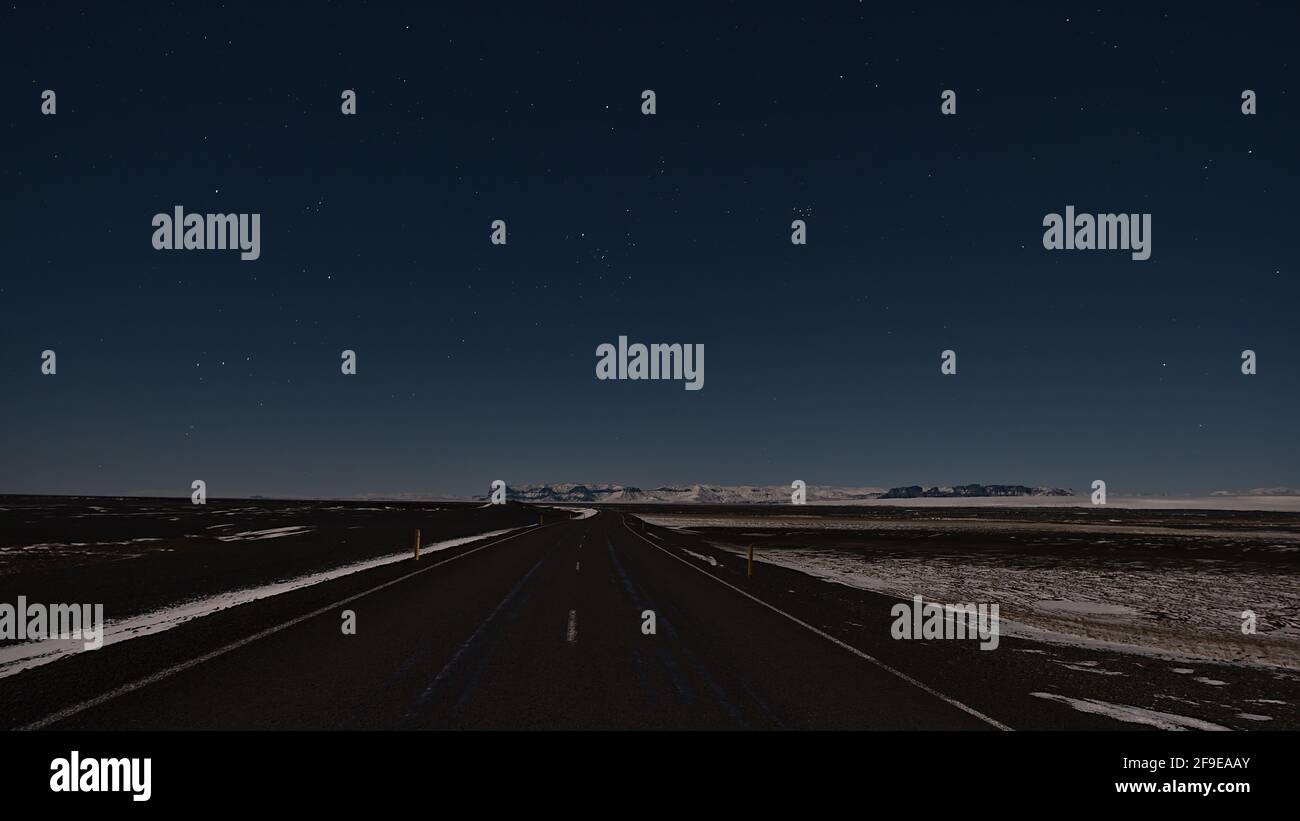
[879,484,1074,499]
[498,483,1073,504]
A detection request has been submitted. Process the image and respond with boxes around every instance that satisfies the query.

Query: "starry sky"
[1,1,1296,499]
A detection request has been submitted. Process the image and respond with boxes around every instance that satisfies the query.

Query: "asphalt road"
[13,510,1008,730]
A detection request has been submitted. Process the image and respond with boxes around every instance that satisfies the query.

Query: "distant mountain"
[878,484,1073,499]
[500,482,1071,504]
[503,483,885,504]
[1212,487,1300,497]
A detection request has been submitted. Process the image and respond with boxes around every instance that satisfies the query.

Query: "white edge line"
[622,518,1013,731]
[17,523,552,731]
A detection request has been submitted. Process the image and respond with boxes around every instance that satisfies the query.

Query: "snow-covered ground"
[1029,692,1232,730]
[695,539,1299,668]
[821,495,1300,512]
[640,512,1300,545]
[0,537,170,566]
[642,505,1300,670]
[0,525,531,680]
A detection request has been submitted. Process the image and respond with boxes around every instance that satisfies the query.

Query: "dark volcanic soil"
[0,496,545,624]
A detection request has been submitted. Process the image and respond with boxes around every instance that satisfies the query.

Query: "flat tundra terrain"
[0,497,1296,731]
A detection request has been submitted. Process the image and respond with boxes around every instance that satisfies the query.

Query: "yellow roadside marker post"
[414,528,421,560]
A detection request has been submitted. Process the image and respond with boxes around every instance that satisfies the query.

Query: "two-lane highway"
[25,511,1002,730]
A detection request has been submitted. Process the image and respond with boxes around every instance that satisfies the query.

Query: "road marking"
[566,609,578,644]
[16,523,559,731]
[621,519,1013,731]
[575,561,581,571]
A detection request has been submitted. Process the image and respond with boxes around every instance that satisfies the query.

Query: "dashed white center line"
[566,609,578,644]
[575,561,580,571]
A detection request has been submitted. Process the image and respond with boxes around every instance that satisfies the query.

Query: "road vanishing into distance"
[2,508,1283,731]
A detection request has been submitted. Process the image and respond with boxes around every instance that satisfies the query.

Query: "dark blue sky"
[1,1,1296,498]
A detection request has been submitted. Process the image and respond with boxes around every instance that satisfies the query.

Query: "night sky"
[1,2,1296,498]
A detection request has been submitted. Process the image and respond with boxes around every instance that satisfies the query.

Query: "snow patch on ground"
[216,526,314,542]
[0,525,530,680]
[554,507,598,520]
[1035,600,1139,617]
[1054,661,1126,676]
[681,549,719,567]
[1030,692,1231,730]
